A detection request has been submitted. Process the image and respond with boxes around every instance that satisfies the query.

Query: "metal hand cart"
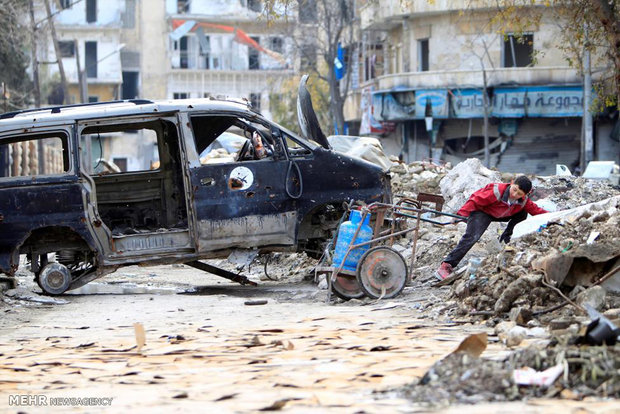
[315,194,465,301]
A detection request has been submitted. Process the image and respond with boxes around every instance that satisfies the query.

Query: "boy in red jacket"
[436,176,548,280]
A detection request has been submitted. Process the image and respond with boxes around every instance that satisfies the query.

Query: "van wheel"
[38,263,72,295]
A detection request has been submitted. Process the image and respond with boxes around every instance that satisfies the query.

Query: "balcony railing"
[360,66,582,91]
[359,0,528,30]
[169,69,295,97]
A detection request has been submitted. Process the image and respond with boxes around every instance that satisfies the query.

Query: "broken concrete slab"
[439,158,502,214]
[576,286,607,312]
[512,195,620,239]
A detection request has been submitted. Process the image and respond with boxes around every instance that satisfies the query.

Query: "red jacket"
[457,183,548,218]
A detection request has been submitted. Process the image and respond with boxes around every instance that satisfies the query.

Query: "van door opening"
[80,118,192,257]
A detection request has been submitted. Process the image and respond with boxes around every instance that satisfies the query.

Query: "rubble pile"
[451,196,620,318]
[389,158,506,276]
[389,160,451,197]
[401,343,620,405]
[439,158,501,213]
[530,175,620,210]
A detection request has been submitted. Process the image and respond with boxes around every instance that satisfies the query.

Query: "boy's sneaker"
[435,262,453,280]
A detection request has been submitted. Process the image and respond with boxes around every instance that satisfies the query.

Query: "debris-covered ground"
[1,155,619,411]
[401,343,620,405]
[381,157,620,405]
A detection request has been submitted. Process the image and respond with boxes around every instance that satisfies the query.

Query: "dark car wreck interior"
[190,114,279,163]
[82,120,188,236]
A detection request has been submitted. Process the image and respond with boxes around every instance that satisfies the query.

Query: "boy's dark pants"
[443,210,528,268]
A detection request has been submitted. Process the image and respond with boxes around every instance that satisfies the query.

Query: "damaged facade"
[157,0,294,118]
[29,0,295,173]
[343,1,620,174]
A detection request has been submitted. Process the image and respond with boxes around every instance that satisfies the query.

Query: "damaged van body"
[0,84,390,294]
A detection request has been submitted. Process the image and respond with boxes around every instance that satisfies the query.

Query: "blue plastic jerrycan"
[332,209,373,272]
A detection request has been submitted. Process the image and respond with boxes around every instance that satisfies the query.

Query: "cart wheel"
[332,274,365,301]
[356,246,408,299]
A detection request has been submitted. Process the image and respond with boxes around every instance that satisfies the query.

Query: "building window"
[503,33,534,67]
[122,71,139,100]
[364,44,382,81]
[247,0,261,12]
[249,37,260,70]
[173,92,189,99]
[177,0,189,13]
[298,0,317,23]
[122,0,136,29]
[418,39,429,72]
[270,37,283,54]
[112,157,128,172]
[88,96,99,103]
[250,93,261,112]
[86,0,97,23]
[60,0,72,9]
[85,41,97,78]
[179,36,188,69]
[58,41,75,58]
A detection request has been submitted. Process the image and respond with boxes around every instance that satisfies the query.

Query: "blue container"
[332,209,372,272]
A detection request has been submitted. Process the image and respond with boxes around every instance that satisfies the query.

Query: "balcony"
[359,0,530,30]
[168,69,295,97]
[365,66,582,91]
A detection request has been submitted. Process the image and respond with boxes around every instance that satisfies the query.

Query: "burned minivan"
[0,80,391,294]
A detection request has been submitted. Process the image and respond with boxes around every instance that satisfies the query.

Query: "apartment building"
[344,1,619,174]
[38,0,133,104]
[158,0,294,118]
[32,0,294,171]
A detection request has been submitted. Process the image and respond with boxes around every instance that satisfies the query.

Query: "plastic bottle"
[332,209,373,272]
[468,257,482,279]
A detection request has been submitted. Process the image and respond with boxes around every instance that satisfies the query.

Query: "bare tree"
[278,0,356,134]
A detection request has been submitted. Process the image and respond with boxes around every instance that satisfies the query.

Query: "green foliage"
[0,0,32,111]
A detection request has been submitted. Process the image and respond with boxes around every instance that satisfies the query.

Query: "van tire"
[38,263,72,295]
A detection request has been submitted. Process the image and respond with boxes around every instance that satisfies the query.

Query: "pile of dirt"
[400,342,620,405]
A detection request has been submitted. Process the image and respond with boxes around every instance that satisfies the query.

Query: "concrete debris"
[439,158,502,214]
[509,307,533,326]
[401,343,619,405]
[451,195,619,318]
[576,286,607,312]
[530,175,619,210]
[505,326,527,347]
[389,160,450,197]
